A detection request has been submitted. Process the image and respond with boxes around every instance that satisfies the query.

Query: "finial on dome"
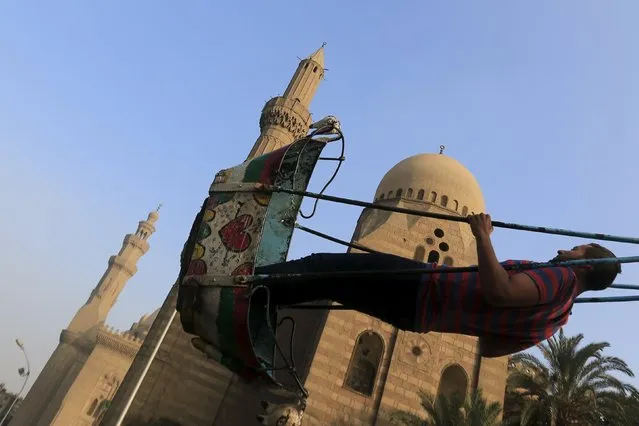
[439,145,446,155]
[156,203,162,212]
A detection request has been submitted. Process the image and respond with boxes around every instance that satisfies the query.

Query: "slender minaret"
[11,209,159,426]
[66,209,159,335]
[246,44,325,159]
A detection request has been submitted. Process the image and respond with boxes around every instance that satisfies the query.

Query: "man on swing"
[256,213,621,358]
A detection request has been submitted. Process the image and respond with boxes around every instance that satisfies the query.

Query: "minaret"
[246,44,326,159]
[11,209,159,426]
[66,209,159,335]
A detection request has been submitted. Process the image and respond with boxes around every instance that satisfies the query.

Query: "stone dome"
[375,153,485,214]
[129,308,160,338]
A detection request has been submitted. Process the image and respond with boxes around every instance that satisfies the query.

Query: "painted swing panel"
[250,140,326,368]
[179,138,329,383]
[181,147,286,375]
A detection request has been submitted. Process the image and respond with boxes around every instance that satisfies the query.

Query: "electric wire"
[299,127,345,219]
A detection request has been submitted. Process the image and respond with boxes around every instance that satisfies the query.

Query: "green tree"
[389,388,502,426]
[504,329,638,425]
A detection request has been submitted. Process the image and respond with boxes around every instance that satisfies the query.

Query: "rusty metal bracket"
[181,274,263,288]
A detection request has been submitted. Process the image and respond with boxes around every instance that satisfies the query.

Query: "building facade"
[9,211,160,426]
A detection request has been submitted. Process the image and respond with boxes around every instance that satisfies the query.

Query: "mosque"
[10,46,508,425]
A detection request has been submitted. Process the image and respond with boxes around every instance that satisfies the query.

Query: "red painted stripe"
[231,287,258,368]
[259,145,289,184]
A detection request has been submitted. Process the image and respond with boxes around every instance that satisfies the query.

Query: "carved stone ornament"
[406,337,433,365]
[96,327,142,359]
[259,105,307,138]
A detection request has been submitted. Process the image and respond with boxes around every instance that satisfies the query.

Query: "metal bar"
[319,156,346,161]
[266,186,639,245]
[295,224,638,291]
[209,182,267,193]
[574,296,639,303]
[284,294,639,310]
[115,309,177,426]
[294,223,380,254]
[610,284,639,290]
[0,341,30,426]
[254,256,639,281]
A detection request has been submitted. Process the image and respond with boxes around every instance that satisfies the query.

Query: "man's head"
[550,243,621,291]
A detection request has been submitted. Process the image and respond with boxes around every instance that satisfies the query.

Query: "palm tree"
[389,388,502,426]
[504,328,638,425]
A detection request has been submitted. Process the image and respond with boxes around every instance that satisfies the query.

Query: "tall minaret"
[246,44,325,159]
[11,209,159,426]
[66,209,159,335]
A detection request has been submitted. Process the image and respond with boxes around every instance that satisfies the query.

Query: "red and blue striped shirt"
[415,260,578,353]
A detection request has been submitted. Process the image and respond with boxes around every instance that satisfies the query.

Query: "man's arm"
[474,231,541,307]
[469,213,542,307]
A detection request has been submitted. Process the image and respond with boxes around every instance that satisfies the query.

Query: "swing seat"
[176,136,331,396]
[179,276,281,386]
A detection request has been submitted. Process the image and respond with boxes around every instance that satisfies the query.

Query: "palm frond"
[504,329,637,426]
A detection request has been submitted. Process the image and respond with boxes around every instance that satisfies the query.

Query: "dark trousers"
[255,252,428,330]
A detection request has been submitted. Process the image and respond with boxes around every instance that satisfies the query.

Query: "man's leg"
[255,252,429,330]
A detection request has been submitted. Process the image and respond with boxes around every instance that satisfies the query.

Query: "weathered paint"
[177,136,331,389]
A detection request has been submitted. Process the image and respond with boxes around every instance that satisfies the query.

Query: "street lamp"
[0,339,31,426]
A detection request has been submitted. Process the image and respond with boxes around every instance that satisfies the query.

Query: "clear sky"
[1,1,638,395]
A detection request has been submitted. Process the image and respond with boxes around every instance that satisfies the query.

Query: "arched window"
[406,188,413,198]
[417,189,425,200]
[462,206,468,216]
[437,364,469,402]
[396,188,403,198]
[453,200,459,211]
[388,191,393,198]
[443,256,454,266]
[414,246,426,262]
[427,250,440,264]
[441,195,449,208]
[86,398,98,416]
[379,193,385,200]
[344,331,384,396]
[429,192,437,202]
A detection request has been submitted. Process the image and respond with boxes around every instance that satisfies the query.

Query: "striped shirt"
[415,260,578,353]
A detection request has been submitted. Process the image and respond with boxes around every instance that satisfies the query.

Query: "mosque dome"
[129,308,160,338]
[374,152,485,215]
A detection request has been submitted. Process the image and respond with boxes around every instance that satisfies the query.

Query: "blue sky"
[1,1,638,395]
